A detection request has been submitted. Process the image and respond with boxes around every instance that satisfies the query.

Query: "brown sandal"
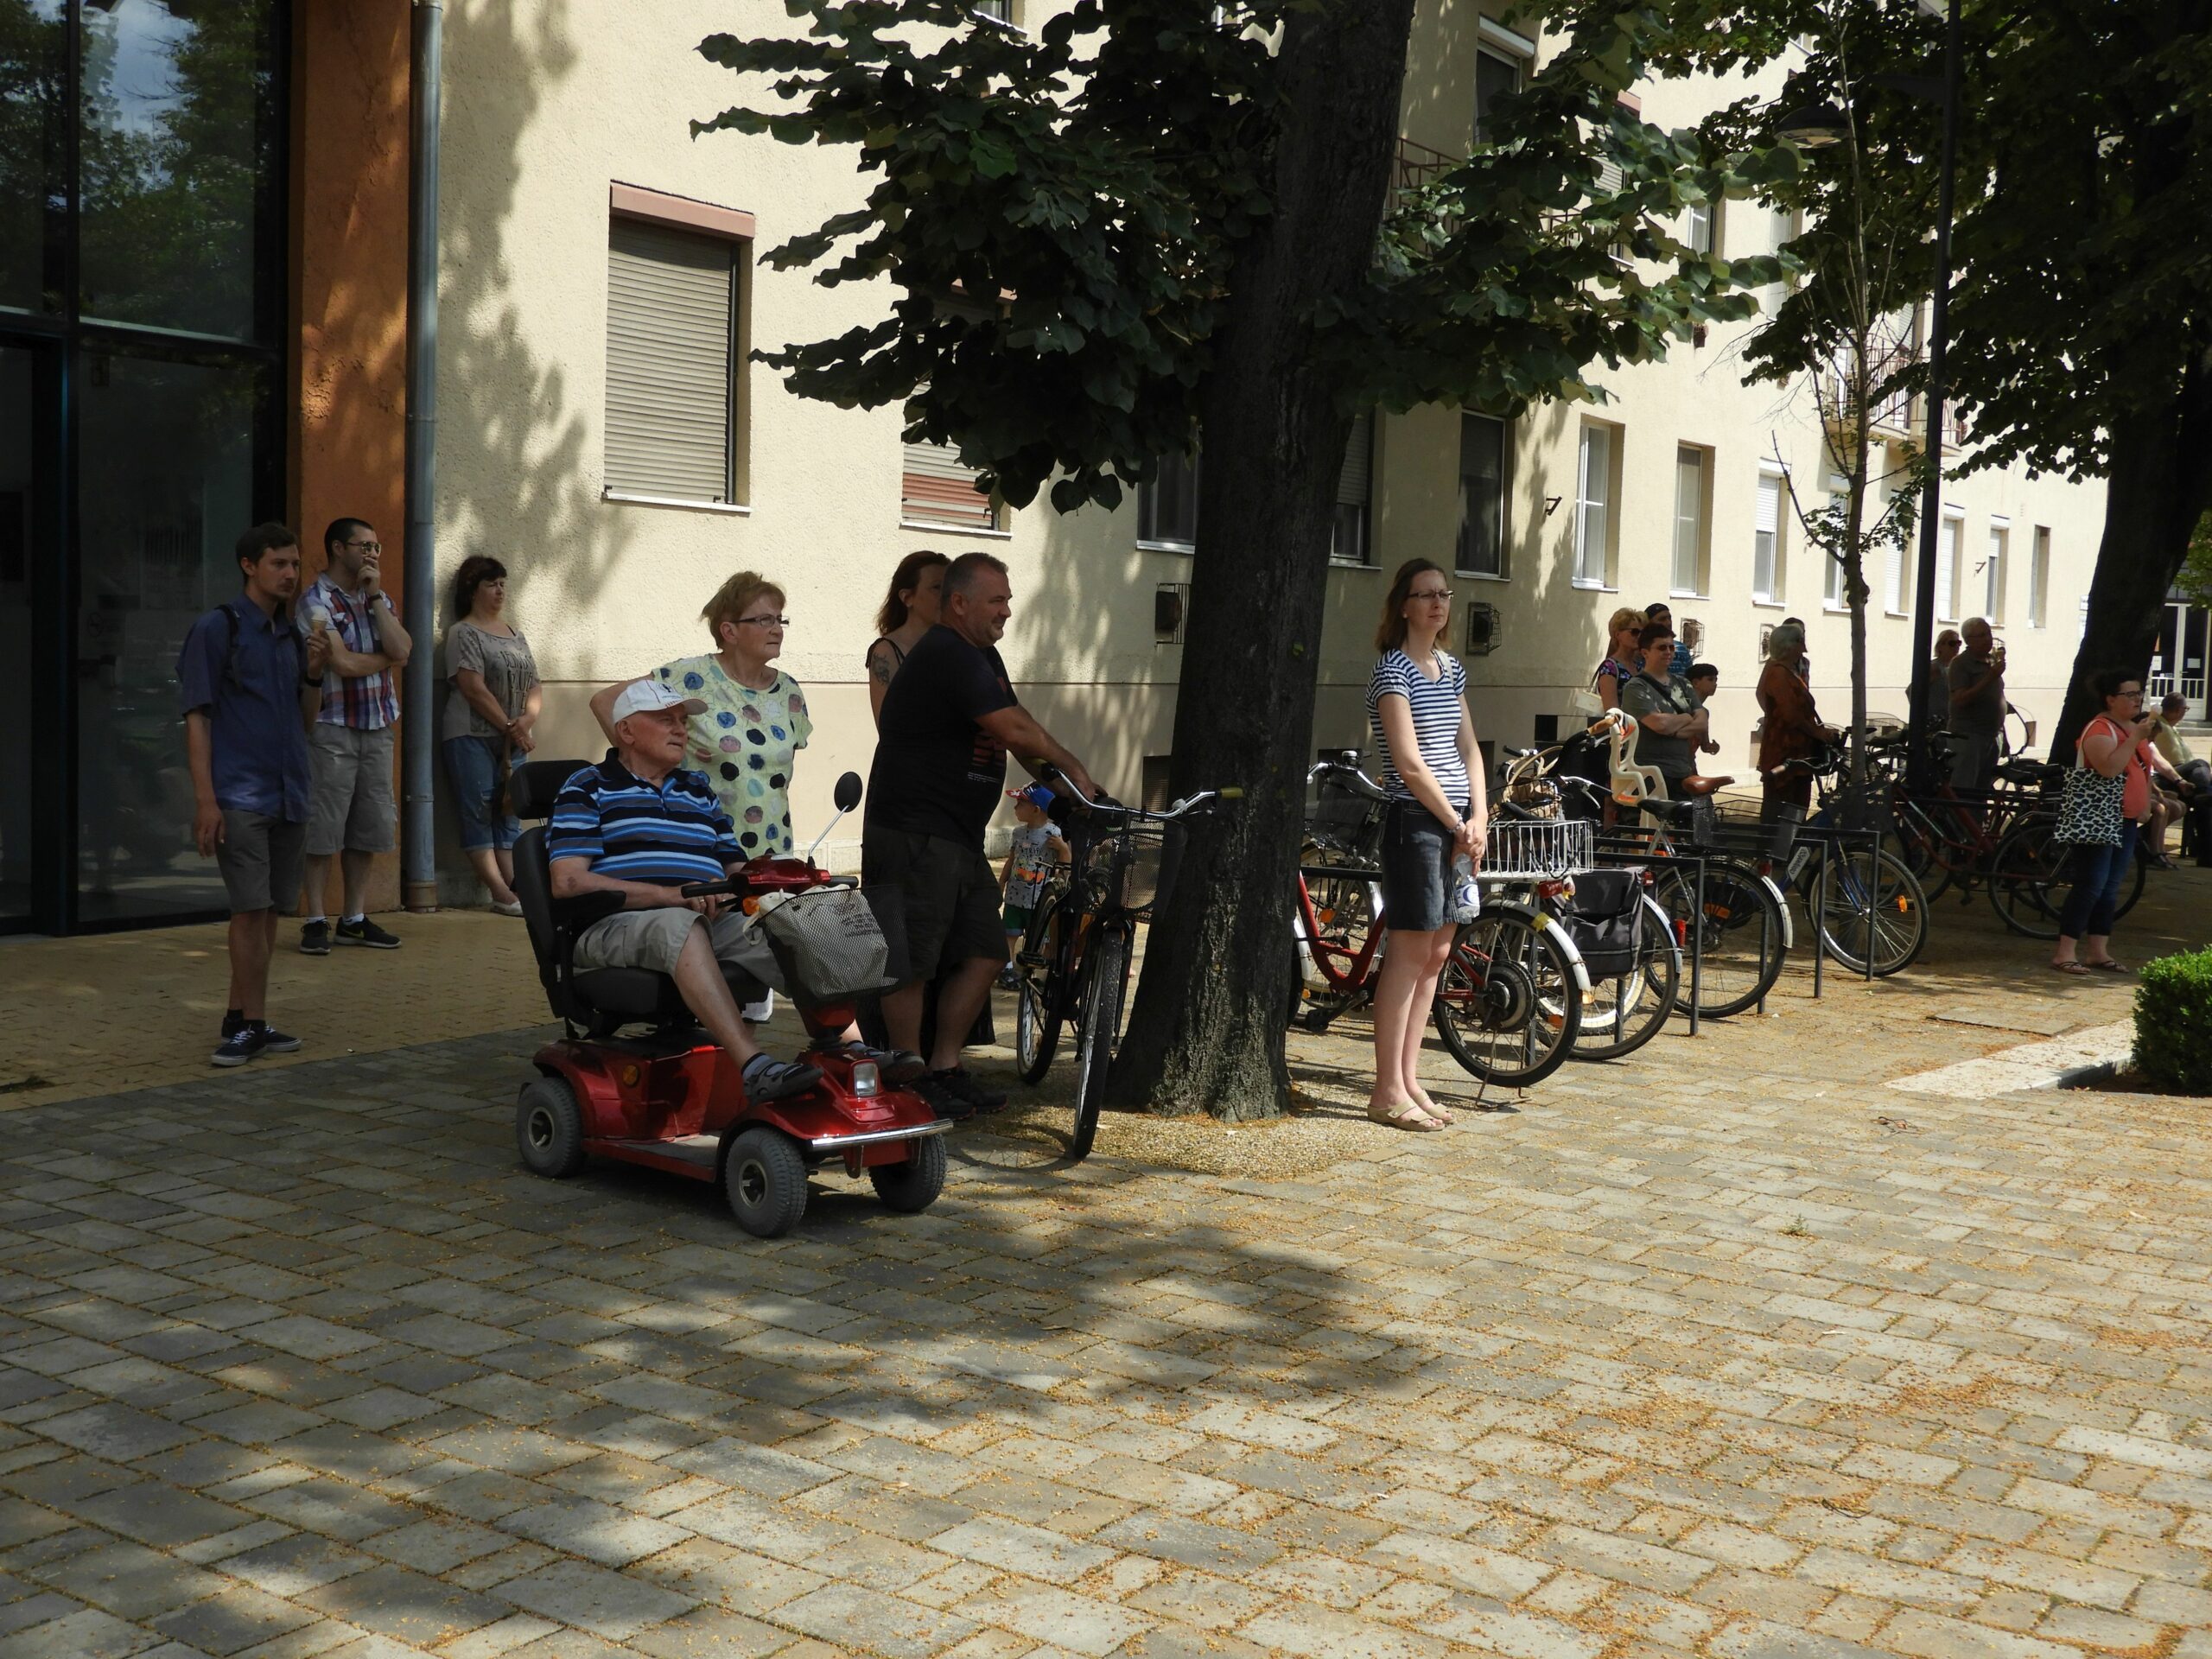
[1368,1102,1446,1133]
[2050,960,2090,976]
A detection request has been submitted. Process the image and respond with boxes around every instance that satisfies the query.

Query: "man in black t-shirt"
[866,552,1098,1117]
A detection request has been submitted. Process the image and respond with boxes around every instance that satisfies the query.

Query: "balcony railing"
[1395,135,1458,193]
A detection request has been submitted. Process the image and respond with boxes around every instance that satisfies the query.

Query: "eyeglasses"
[737,613,789,628]
[2118,688,2145,699]
[1408,590,1453,603]
[346,540,382,556]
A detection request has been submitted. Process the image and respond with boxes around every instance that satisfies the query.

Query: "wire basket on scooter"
[1478,817,1594,882]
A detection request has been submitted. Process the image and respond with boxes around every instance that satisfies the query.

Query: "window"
[1473,46,1520,144]
[972,0,1014,20]
[606,218,742,503]
[1936,513,1961,621]
[1886,516,1910,614]
[1826,543,1847,610]
[1685,199,1718,257]
[1331,411,1374,565]
[1457,414,1509,577]
[1767,206,1796,309]
[1138,449,1200,549]
[1753,470,1784,603]
[901,440,998,532]
[1573,423,1613,588]
[1671,446,1708,594]
[1983,521,2007,622]
[2029,526,2050,627]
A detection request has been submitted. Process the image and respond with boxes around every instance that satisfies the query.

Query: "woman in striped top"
[1363,559,1487,1133]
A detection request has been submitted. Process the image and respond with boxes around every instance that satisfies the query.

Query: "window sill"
[899,519,1012,541]
[1327,558,1379,571]
[1571,579,1615,593]
[1822,601,1848,613]
[1136,539,1196,556]
[1456,569,1510,583]
[1752,598,1787,609]
[602,489,751,516]
[1669,588,1708,601]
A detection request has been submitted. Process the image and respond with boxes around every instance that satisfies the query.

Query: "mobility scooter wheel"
[724,1128,809,1237]
[516,1078,588,1178]
[869,1134,947,1214]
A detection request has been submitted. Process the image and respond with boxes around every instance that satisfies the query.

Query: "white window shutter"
[901,440,997,531]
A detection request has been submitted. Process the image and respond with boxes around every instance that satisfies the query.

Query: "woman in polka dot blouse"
[588,571,813,856]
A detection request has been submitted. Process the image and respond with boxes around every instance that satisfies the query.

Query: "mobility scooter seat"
[507,759,769,1033]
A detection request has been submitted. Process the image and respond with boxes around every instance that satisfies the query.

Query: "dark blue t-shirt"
[176,599,312,821]
[867,625,1018,849]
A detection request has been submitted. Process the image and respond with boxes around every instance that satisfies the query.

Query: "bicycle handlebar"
[1035,765,1241,822]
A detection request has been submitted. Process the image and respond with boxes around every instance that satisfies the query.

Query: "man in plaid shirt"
[296,518,414,953]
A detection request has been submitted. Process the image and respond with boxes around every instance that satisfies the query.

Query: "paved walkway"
[1,874,2209,1658]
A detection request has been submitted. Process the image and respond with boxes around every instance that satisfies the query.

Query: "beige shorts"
[308,723,397,855]
[575,906,784,989]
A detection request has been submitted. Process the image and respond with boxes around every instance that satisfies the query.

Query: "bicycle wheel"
[1808,847,1928,976]
[1987,817,2069,939]
[1563,893,1681,1062]
[1294,862,1379,1014]
[1014,895,1066,1084]
[1433,906,1580,1088]
[1070,925,1129,1161]
[1655,861,1788,1020]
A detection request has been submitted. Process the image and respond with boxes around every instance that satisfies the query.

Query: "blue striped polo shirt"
[547,755,741,884]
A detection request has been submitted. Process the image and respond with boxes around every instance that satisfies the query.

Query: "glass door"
[0,342,49,930]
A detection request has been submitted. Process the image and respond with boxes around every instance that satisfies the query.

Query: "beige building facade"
[424,0,2107,896]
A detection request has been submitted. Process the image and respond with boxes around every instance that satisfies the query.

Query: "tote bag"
[2054,720,2127,847]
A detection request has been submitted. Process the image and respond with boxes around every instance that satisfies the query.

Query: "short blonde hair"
[702,571,785,648]
[1606,606,1644,647]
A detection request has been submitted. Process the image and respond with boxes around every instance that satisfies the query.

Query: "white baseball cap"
[611,679,707,722]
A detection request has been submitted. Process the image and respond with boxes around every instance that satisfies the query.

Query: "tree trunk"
[2049,364,2212,764]
[1105,0,1417,1122]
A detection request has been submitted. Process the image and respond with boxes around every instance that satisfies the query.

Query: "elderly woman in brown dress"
[1757,622,1839,815]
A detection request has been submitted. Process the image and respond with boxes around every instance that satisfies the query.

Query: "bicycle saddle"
[1678,774,1735,796]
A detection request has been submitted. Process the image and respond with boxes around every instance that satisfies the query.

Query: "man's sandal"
[1368,1101,1446,1133]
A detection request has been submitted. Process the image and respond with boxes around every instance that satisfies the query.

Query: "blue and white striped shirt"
[1367,649,1470,806]
[547,756,741,884]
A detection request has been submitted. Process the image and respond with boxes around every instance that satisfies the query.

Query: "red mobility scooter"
[507,760,946,1237]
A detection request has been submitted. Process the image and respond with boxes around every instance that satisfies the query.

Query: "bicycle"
[1292,758,1590,1088]
[1525,715,1790,1022]
[1010,768,1239,1160]
[1758,751,1930,976]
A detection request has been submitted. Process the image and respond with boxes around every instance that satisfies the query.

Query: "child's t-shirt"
[1004,821,1061,909]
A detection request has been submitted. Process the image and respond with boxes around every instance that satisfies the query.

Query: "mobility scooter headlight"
[852,1061,880,1097]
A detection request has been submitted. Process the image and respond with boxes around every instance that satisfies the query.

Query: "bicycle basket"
[1092,822,1185,915]
[1307,773,1387,854]
[1503,777,1562,821]
[1480,817,1594,881]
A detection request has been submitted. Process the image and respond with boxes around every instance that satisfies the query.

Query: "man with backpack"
[179,524,332,1066]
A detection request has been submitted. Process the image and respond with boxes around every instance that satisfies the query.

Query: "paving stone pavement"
[3,875,2211,1658]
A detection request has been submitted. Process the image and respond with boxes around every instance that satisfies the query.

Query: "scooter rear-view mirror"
[833,772,863,812]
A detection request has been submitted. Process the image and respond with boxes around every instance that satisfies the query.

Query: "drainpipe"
[402,0,442,911]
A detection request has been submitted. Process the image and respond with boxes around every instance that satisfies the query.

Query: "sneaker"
[490,899,524,918]
[212,1027,267,1067]
[912,1072,976,1122]
[299,920,331,956]
[334,916,401,949]
[995,964,1020,991]
[254,1023,302,1053]
[930,1067,1007,1116]
[840,1040,927,1084]
[741,1053,823,1104]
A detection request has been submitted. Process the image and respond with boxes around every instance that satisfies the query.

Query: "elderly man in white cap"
[547,679,823,1101]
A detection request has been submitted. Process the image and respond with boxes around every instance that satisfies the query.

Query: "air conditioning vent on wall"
[1155,583,1187,644]
[1464,601,1498,655]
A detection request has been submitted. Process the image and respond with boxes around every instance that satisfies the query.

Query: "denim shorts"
[442,734,520,852]
[1380,799,1465,932]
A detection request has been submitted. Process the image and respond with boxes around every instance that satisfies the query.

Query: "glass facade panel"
[77,0,281,341]
[0,346,35,923]
[74,350,258,923]
[1,2,67,315]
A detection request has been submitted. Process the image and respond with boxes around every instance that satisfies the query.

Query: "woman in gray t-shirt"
[442,556,541,913]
